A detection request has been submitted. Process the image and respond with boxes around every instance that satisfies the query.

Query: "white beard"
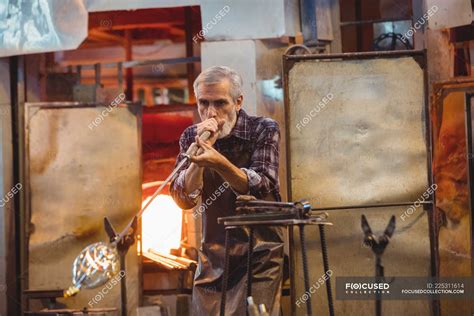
[217,110,238,139]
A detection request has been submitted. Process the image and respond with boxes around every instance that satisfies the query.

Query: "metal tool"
[114,130,211,244]
[361,214,396,316]
[219,199,334,316]
[65,130,212,316]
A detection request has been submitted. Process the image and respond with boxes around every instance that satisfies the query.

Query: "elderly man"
[170,66,284,315]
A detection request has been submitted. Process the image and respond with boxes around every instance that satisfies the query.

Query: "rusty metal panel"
[286,53,429,207]
[432,79,474,316]
[0,58,14,316]
[24,103,141,314]
[284,51,432,315]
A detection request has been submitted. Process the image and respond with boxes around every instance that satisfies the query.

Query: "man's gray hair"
[193,66,243,102]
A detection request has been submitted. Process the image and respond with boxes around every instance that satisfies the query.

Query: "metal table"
[217,199,335,316]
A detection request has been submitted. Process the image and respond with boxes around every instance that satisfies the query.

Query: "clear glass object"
[64,242,120,297]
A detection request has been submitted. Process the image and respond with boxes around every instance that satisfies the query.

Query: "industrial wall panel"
[284,52,432,316]
[25,103,141,315]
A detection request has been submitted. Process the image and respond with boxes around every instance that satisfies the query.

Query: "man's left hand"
[190,135,224,168]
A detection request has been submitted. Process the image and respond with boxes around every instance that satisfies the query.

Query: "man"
[170,66,284,315]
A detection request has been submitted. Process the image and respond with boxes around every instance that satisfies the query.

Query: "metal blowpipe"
[129,129,211,227]
[64,130,211,297]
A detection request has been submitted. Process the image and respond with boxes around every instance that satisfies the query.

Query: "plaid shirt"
[170,109,281,209]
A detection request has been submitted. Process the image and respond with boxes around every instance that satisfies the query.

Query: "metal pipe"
[124,30,133,101]
[340,17,410,27]
[319,225,334,316]
[284,49,426,61]
[144,251,185,269]
[94,63,101,86]
[299,224,312,315]
[119,254,127,316]
[310,201,433,212]
[113,131,211,245]
[288,227,296,316]
[48,57,202,72]
[148,249,196,268]
[220,228,231,316]
[246,227,254,299]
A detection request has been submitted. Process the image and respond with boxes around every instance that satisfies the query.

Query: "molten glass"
[64,242,120,297]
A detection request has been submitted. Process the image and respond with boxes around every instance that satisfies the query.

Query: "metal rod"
[47,57,202,73]
[311,201,433,212]
[246,228,254,300]
[355,0,363,51]
[124,29,133,101]
[76,65,81,84]
[220,228,231,316]
[113,130,211,246]
[123,56,201,68]
[288,227,296,316]
[94,63,101,86]
[375,256,383,316]
[119,253,127,316]
[299,224,312,315]
[285,49,426,61]
[148,253,185,269]
[184,6,196,104]
[142,180,166,190]
[424,51,440,316]
[236,200,297,208]
[221,219,332,227]
[144,252,177,270]
[149,249,196,267]
[319,225,334,316]
[117,62,123,90]
[113,157,188,244]
[340,17,410,27]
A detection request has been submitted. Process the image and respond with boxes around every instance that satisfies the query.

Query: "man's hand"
[190,135,224,168]
[190,135,250,194]
[196,118,224,145]
[181,119,223,198]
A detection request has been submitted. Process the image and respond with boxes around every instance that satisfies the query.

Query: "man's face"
[196,79,243,139]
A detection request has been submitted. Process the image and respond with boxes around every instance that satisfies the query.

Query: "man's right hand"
[183,119,220,197]
[196,118,223,145]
